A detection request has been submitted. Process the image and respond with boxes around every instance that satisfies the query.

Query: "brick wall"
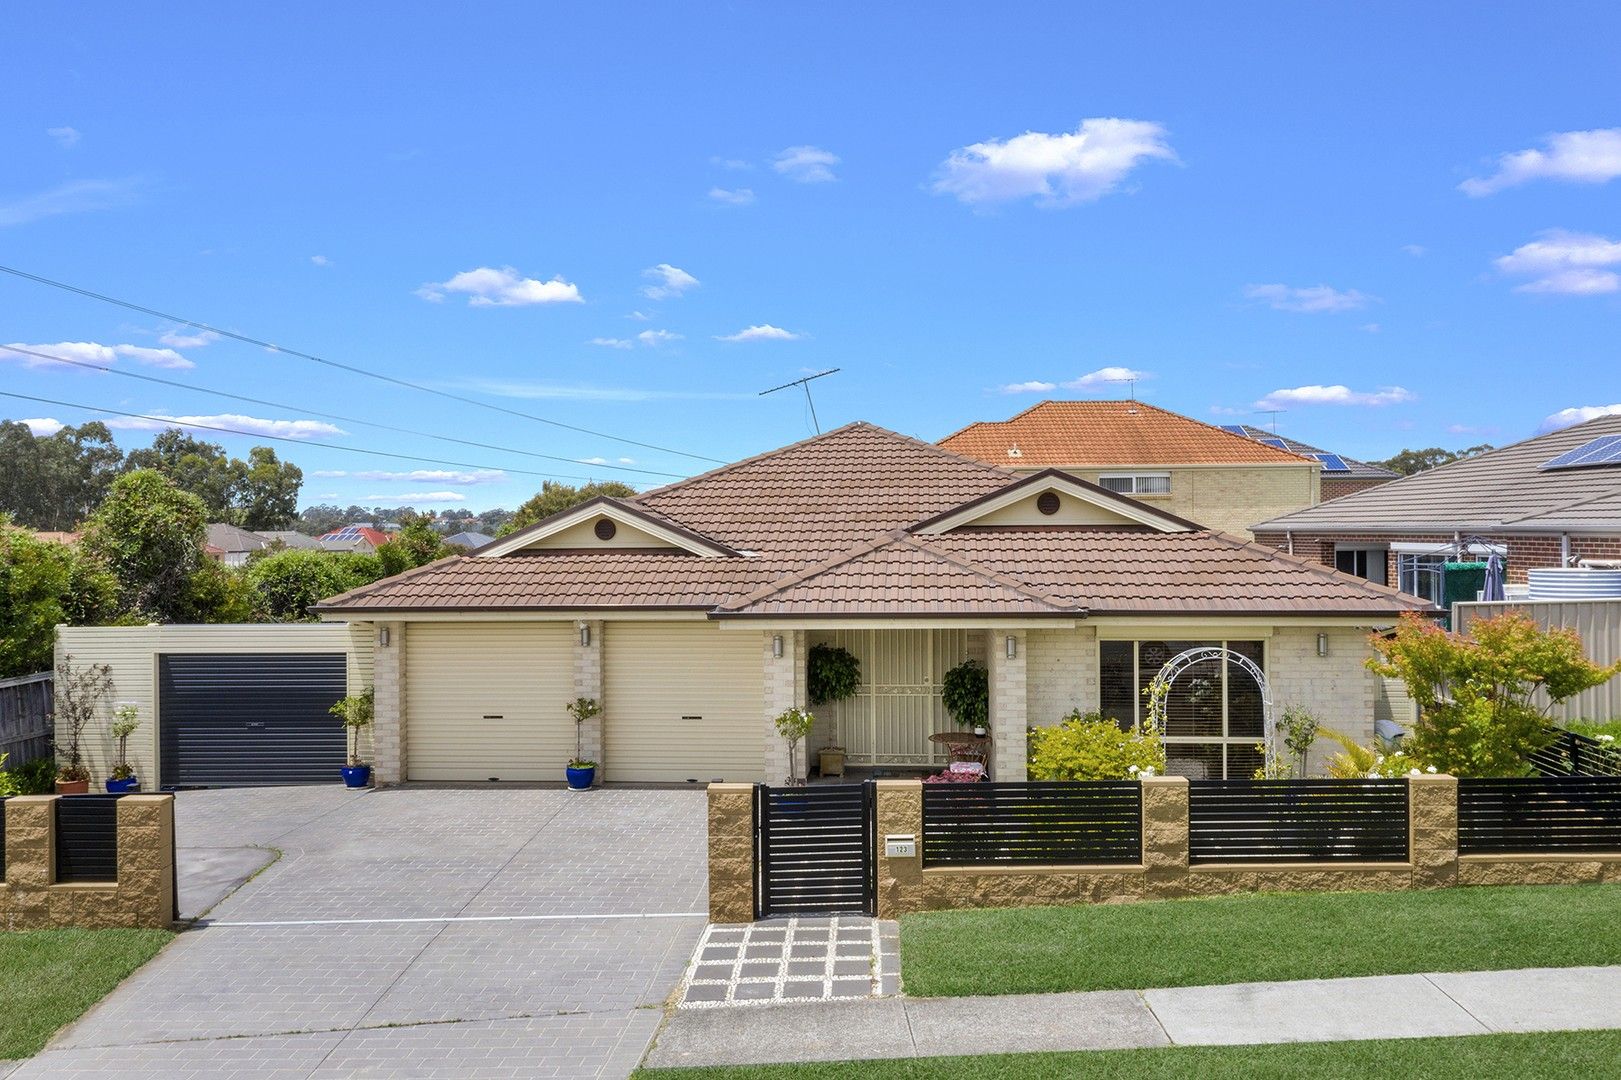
[1,795,176,930]
[573,620,603,771]
[1253,529,1621,587]
[1026,626,1098,726]
[1061,465,1317,538]
[1321,477,1394,501]
[1267,627,1378,773]
[372,621,405,785]
[762,630,805,784]
[988,631,1028,780]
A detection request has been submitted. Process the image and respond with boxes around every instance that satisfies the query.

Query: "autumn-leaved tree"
[1368,612,1621,777]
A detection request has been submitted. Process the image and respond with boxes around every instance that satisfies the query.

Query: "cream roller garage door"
[603,622,765,783]
[407,622,574,781]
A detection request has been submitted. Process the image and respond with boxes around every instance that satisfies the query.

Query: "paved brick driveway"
[17,785,709,1079]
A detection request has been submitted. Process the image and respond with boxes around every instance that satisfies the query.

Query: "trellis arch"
[1144,646,1276,778]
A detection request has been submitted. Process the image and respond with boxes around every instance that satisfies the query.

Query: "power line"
[0,343,684,479]
[0,390,624,485]
[0,263,728,465]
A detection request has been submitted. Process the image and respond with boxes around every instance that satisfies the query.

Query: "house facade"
[1252,414,1621,606]
[937,400,1322,538]
[315,423,1430,785]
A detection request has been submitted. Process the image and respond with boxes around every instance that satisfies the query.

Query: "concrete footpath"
[645,965,1621,1068]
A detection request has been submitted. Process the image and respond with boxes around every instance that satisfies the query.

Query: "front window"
[1098,473,1171,495]
[1335,546,1388,586]
[1397,553,1446,606]
[1099,639,1266,779]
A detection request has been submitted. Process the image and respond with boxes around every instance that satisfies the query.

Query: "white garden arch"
[1145,646,1276,778]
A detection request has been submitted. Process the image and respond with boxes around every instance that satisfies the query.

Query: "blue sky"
[4,2,1619,512]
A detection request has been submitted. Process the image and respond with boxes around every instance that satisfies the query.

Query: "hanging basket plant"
[942,658,989,731]
[807,643,861,706]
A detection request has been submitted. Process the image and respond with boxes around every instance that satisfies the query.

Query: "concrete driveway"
[19,785,710,1079]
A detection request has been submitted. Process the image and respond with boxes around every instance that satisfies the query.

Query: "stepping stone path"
[678,917,901,1007]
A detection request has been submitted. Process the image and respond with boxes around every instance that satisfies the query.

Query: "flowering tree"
[1368,612,1621,777]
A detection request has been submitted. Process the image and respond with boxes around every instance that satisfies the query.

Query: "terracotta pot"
[55,778,90,795]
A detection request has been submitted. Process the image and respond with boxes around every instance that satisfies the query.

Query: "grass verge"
[635,1029,1621,1079]
[901,884,1621,997]
[0,928,173,1058]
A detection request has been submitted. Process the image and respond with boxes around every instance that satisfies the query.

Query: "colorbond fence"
[1459,777,1621,855]
[1188,779,1411,864]
[922,781,1141,867]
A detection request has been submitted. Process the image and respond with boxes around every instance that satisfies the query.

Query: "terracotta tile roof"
[939,400,1315,467]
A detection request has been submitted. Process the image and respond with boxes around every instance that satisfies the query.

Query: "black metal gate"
[755,782,875,918]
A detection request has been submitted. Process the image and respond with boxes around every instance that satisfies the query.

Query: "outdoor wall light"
[772,634,784,658]
[377,627,390,648]
[579,623,591,647]
[1317,632,1329,657]
[1006,635,1018,660]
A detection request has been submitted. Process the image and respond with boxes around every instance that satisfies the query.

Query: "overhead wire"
[0,263,729,464]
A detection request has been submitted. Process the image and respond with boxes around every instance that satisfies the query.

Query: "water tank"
[1527,567,1621,600]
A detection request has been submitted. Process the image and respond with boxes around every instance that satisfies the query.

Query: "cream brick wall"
[1058,464,1317,538]
[373,621,405,784]
[1026,626,1099,727]
[573,620,603,766]
[989,631,1028,780]
[1266,627,1377,775]
[762,630,805,784]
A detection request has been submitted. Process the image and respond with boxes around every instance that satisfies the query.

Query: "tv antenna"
[760,368,840,433]
[1256,409,1286,433]
[1107,375,1140,400]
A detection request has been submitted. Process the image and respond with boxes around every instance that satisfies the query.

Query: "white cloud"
[773,145,840,183]
[636,329,682,346]
[313,469,506,484]
[1494,229,1621,295]
[1360,323,1382,333]
[1460,128,1621,196]
[1244,283,1373,314]
[711,156,753,171]
[47,126,81,148]
[1402,244,1427,257]
[2,340,196,370]
[416,266,583,306]
[709,186,756,206]
[0,177,141,227]
[310,254,330,266]
[1062,366,1152,389]
[106,413,345,439]
[364,491,468,504]
[580,457,610,465]
[617,457,636,465]
[157,328,219,349]
[715,324,803,343]
[588,337,634,349]
[641,263,699,300]
[625,310,651,321]
[998,380,1058,394]
[1537,404,1621,434]
[931,118,1176,207]
[21,417,64,436]
[1255,385,1415,409]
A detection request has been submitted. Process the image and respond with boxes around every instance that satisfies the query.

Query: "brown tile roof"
[315,421,1430,619]
[939,400,1315,467]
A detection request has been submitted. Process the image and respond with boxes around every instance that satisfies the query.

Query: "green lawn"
[636,1031,1621,1079]
[901,884,1621,997]
[0,929,173,1059]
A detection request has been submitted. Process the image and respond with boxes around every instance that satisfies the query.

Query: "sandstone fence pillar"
[874,779,924,918]
[1142,775,1190,895]
[115,795,177,928]
[707,783,755,923]
[1409,773,1459,889]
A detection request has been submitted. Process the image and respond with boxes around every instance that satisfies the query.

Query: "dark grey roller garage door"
[159,653,348,787]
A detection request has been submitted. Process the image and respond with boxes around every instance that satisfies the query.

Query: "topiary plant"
[941,658,989,730]
[807,643,861,706]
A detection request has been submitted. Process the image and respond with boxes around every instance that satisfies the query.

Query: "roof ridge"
[1197,529,1433,605]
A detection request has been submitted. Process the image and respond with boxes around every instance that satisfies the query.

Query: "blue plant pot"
[565,765,596,790]
[341,764,372,788]
[105,776,139,794]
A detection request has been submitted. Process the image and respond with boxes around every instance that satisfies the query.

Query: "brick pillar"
[1409,774,1459,889]
[989,631,1028,781]
[763,631,804,785]
[707,783,756,923]
[574,620,604,776]
[1141,776,1190,893]
[371,621,406,784]
[874,779,924,918]
[115,795,176,928]
[3,797,53,929]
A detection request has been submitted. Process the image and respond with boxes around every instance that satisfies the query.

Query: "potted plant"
[942,658,989,736]
[807,644,860,763]
[818,744,847,778]
[53,655,114,795]
[565,697,601,789]
[106,703,142,793]
[774,706,816,785]
[329,686,375,788]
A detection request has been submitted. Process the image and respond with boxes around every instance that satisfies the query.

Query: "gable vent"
[594,518,617,541]
[1036,491,1061,516]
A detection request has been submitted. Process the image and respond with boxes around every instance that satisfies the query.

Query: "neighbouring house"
[318,524,392,554]
[256,530,324,552]
[1218,424,1397,501]
[205,523,273,566]
[308,422,1430,786]
[1251,414,1621,606]
[443,530,495,550]
[937,400,1322,537]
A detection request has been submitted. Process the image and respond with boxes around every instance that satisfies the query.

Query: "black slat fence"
[1530,726,1621,778]
[55,795,122,883]
[1188,779,1410,864]
[923,781,1142,867]
[756,783,874,918]
[1459,777,1621,854]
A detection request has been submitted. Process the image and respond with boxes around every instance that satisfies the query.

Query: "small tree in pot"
[329,686,375,788]
[942,658,989,735]
[53,655,114,794]
[107,703,142,793]
[565,697,601,789]
[774,706,816,786]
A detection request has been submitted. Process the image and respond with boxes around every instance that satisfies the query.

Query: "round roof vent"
[594,517,617,541]
[1036,491,1060,516]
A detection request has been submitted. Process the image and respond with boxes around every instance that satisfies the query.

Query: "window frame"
[1097,472,1172,496]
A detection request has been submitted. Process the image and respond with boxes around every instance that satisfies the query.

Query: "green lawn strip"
[901,884,1621,997]
[0,928,173,1059]
[635,1029,1621,1080]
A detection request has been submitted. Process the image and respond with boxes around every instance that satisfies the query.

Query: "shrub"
[1028,710,1166,781]
[1319,727,1432,779]
[807,643,861,706]
[0,756,56,794]
[942,659,989,730]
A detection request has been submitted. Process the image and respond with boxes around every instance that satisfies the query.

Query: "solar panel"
[1219,424,1249,436]
[1259,437,1290,451]
[1311,452,1350,472]
[1541,434,1621,471]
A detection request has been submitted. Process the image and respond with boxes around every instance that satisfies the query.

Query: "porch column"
[989,630,1028,781]
[372,621,406,785]
[573,620,605,777]
[763,630,806,785]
